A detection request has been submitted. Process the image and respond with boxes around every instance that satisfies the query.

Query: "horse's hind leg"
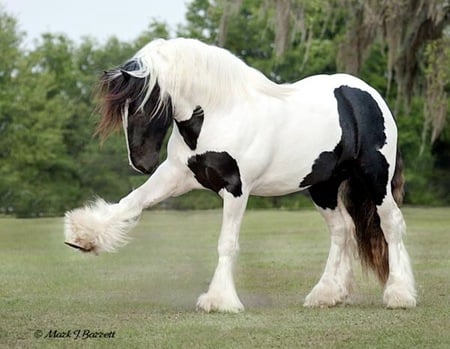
[377,194,416,308]
[304,185,356,307]
[196,191,249,313]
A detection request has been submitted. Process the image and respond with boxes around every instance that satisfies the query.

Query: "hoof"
[304,279,351,308]
[196,292,244,313]
[64,241,97,254]
[384,285,416,309]
[64,199,140,254]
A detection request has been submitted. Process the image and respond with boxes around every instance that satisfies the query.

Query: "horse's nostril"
[129,149,159,174]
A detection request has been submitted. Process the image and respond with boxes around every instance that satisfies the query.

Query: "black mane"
[94,58,171,139]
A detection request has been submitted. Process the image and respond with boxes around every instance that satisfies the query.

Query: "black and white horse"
[64,38,416,312]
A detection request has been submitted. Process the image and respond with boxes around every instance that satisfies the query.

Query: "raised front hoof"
[383,286,417,309]
[64,199,138,254]
[196,292,244,313]
[64,241,98,254]
[303,280,351,308]
[64,209,101,255]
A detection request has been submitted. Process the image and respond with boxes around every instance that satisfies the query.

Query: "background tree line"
[0,0,449,217]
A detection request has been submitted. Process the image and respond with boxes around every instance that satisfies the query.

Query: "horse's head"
[95,58,172,174]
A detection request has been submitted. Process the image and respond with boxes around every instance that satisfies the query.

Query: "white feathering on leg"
[64,198,141,254]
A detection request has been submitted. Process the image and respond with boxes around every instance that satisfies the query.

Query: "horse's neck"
[169,81,237,122]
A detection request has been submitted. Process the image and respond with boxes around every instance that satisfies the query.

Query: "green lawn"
[1,208,449,348]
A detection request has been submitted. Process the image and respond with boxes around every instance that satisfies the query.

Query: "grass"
[0,207,449,348]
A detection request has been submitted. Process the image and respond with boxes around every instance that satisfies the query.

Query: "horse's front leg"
[197,191,249,313]
[64,160,191,254]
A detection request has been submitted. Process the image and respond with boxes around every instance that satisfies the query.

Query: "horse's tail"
[391,149,405,205]
[341,150,404,284]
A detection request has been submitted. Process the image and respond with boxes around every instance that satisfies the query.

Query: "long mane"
[140,38,293,108]
[94,38,292,138]
[94,58,167,139]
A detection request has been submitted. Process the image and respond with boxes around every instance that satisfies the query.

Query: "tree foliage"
[0,1,449,216]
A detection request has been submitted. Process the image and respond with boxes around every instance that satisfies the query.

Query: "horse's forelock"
[94,60,148,140]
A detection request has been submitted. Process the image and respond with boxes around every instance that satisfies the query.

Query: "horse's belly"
[249,156,318,196]
[247,108,342,197]
[250,174,306,196]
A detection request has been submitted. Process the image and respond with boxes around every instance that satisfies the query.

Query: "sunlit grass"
[1,207,449,348]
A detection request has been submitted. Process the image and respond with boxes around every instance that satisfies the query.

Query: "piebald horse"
[64,38,416,312]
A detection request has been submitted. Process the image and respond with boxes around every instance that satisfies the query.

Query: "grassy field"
[0,207,449,348]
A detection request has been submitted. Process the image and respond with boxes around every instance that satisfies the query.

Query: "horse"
[64,38,416,312]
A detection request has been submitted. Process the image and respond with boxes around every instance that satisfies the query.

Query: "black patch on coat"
[175,106,204,150]
[187,151,242,197]
[300,85,389,209]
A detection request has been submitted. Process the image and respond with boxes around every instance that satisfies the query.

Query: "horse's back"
[288,73,397,158]
[248,73,397,196]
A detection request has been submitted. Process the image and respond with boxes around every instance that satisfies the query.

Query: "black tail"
[341,150,404,284]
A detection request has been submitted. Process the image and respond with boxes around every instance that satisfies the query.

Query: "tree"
[1,1,449,216]
[0,9,25,214]
[0,33,84,216]
[339,1,450,110]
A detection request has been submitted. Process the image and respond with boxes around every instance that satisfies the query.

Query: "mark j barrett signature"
[34,329,116,340]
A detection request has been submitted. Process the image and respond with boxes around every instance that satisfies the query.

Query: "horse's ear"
[120,69,132,81]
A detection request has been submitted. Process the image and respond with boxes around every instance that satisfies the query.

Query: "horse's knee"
[320,205,354,248]
[377,197,406,244]
[218,236,239,258]
[328,220,350,247]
